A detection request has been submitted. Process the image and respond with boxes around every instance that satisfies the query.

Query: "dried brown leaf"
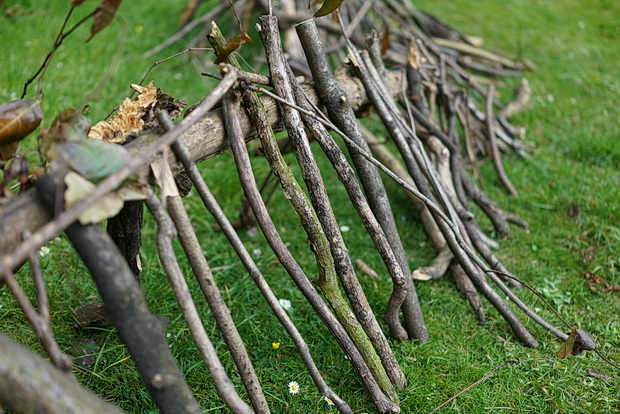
[313,0,344,18]
[557,326,597,359]
[0,99,43,146]
[586,368,610,381]
[86,0,122,43]
[556,326,577,359]
[71,0,88,6]
[214,31,253,65]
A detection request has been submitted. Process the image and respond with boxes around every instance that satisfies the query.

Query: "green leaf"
[41,109,130,183]
[313,0,344,17]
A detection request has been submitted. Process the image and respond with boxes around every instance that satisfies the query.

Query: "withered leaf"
[64,171,124,224]
[313,0,344,17]
[86,0,122,43]
[586,368,610,381]
[556,326,577,359]
[0,99,43,146]
[71,0,88,6]
[557,326,596,359]
[214,31,253,65]
[64,170,146,225]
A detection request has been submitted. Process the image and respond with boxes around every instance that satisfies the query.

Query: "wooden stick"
[145,189,253,414]
[169,135,352,414]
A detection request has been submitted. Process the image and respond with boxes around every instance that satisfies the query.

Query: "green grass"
[1,0,619,413]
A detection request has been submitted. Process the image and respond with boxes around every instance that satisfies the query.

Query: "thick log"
[0,69,403,265]
[0,333,123,414]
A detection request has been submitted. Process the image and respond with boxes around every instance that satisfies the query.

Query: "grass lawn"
[1,0,618,412]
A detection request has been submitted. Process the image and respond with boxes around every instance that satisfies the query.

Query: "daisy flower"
[279,299,291,311]
[288,381,299,394]
[339,225,350,233]
[38,246,51,257]
[324,396,334,406]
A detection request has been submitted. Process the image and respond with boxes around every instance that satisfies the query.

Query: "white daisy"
[288,381,299,394]
[339,225,350,233]
[38,246,50,257]
[279,299,291,311]
[324,395,334,406]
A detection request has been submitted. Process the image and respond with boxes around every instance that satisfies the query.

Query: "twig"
[262,15,408,395]
[157,111,269,414]
[25,232,50,322]
[133,48,213,99]
[412,247,453,281]
[22,8,96,99]
[427,360,517,414]
[296,18,411,395]
[36,175,203,414]
[485,84,518,196]
[2,271,72,372]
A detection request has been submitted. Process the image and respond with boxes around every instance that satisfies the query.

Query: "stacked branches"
[0,2,572,413]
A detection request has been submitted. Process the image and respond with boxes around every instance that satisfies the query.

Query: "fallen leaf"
[557,326,596,359]
[64,171,146,224]
[586,368,610,381]
[567,204,581,218]
[313,0,344,17]
[86,0,122,43]
[71,0,88,6]
[556,326,577,359]
[584,270,620,294]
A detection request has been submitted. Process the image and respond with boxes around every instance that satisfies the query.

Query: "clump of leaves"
[40,108,146,224]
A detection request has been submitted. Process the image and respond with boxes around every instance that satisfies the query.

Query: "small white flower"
[288,381,299,394]
[339,225,350,233]
[252,248,262,256]
[324,395,334,406]
[279,299,291,311]
[38,246,50,257]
